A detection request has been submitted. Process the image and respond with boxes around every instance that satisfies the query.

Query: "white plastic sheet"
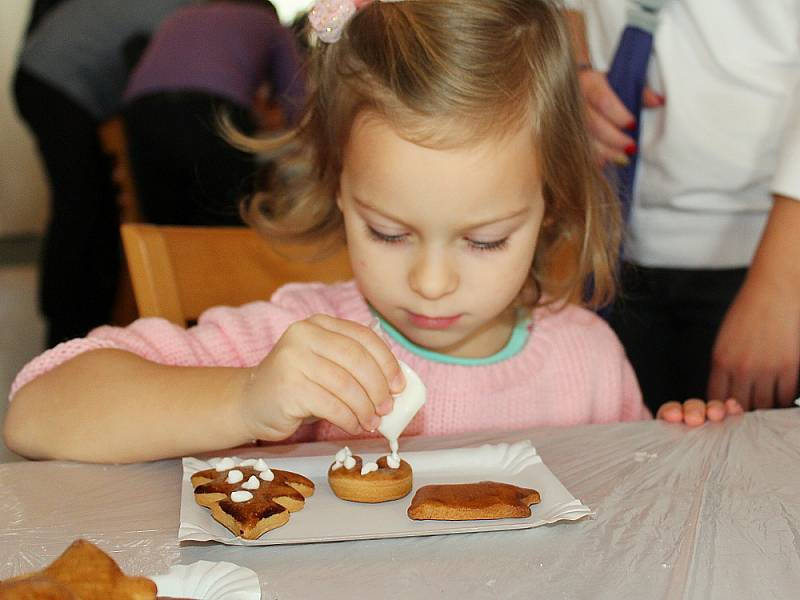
[2,409,799,599]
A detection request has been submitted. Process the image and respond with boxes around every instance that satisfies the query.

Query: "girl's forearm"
[3,349,254,463]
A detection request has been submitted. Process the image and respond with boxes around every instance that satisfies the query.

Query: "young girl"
[4,0,741,463]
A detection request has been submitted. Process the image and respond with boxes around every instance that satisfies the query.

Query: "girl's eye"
[467,237,509,251]
[366,225,408,244]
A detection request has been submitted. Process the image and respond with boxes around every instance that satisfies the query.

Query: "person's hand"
[577,69,664,166]
[657,398,743,426]
[237,315,405,441]
[707,275,800,410]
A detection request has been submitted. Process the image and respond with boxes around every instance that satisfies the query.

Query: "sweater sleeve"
[9,281,362,401]
[620,353,652,421]
[9,296,311,401]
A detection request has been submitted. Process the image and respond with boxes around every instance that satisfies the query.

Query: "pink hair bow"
[309,0,392,44]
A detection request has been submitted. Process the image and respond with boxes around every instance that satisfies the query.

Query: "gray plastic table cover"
[1,409,799,599]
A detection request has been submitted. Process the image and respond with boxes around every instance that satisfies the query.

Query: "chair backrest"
[120,223,352,325]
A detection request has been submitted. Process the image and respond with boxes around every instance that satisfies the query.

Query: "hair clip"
[309,0,404,44]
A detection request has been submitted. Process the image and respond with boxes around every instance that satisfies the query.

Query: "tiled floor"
[0,236,45,462]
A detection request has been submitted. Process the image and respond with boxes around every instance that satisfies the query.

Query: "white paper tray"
[179,440,591,546]
[151,560,260,599]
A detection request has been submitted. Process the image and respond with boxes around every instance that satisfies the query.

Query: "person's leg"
[669,268,748,400]
[14,68,120,346]
[123,94,192,225]
[124,93,254,226]
[186,96,256,226]
[609,263,683,415]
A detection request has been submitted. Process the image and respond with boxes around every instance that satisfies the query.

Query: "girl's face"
[338,115,545,358]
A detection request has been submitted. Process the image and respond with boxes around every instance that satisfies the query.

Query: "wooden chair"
[120,223,352,326]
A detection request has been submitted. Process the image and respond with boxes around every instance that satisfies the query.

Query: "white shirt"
[568,0,800,268]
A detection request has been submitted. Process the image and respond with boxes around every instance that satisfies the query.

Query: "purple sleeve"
[266,24,306,125]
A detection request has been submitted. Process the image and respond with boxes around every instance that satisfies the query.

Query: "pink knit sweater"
[10,281,650,442]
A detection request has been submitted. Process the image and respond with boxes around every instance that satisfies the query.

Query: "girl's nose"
[408,248,459,300]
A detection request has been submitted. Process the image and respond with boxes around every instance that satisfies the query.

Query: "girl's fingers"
[302,353,378,432]
[705,399,726,422]
[657,401,684,423]
[310,314,403,393]
[682,399,707,427]
[309,315,405,412]
[725,397,744,415]
[301,378,362,435]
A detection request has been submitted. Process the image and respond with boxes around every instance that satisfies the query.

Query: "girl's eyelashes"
[468,237,509,252]
[366,224,510,252]
[366,225,408,244]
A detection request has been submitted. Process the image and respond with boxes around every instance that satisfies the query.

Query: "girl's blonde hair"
[236,0,620,309]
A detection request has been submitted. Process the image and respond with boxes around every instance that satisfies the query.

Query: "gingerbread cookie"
[327,447,412,503]
[407,481,541,521]
[191,457,314,540]
[0,539,157,600]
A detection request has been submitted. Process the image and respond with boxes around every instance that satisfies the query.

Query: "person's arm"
[4,349,253,463]
[4,315,403,463]
[564,9,663,166]
[708,195,800,409]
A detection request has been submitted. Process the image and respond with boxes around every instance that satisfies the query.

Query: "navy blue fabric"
[607,26,654,220]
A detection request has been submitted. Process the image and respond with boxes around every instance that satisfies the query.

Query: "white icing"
[335,446,351,463]
[378,361,426,451]
[332,446,356,471]
[230,490,253,503]
[386,453,400,469]
[238,458,257,467]
[241,475,260,490]
[226,469,244,484]
[361,461,379,476]
[259,468,275,482]
[253,458,270,472]
[214,457,237,472]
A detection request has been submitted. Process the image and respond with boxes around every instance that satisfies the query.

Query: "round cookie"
[328,455,413,503]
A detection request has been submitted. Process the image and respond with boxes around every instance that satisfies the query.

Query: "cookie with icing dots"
[327,447,412,503]
[191,458,314,539]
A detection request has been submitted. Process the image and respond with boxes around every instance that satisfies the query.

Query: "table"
[2,409,799,599]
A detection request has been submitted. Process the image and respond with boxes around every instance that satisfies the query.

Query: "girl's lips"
[407,311,461,330]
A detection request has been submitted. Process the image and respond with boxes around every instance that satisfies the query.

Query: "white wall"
[273,0,315,24]
[0,0,48,237]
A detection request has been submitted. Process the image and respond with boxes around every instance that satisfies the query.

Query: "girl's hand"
[657,398,743,426]
[577,69,664,166]
[238,315,404,442]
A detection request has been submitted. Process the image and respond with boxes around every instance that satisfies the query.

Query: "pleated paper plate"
[179,440,592,546]
[150,561,260,600]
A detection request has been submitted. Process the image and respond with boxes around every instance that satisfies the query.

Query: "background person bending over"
[122,0,306,226]
[13,0,195,347]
